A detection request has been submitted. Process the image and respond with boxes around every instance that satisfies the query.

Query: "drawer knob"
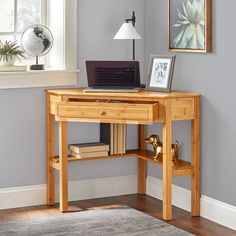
[101,111,106,116]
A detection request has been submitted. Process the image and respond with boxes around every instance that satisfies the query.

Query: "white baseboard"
[0,175,235,231]
[147,175,236,231]
[0,175,137,211]
[200,196,236,231]
[0,184,46,210]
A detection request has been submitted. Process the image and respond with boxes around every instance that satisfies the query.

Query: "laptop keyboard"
[95,67,135,82]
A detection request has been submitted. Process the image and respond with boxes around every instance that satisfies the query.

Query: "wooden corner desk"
[46,88,200,220]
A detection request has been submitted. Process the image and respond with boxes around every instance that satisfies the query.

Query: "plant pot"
[0,57,17,66]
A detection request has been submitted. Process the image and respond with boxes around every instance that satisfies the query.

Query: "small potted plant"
[0,40,26,66]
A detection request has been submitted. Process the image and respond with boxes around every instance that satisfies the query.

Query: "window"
[0,0,78,89]
[0,0,46,65]
[0,0,46,43]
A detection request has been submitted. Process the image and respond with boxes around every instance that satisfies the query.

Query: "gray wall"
[1,0,235,208]
[145,0,236,206]
[0,0,144,188]
[0,88,138,188]
[78,0,145,84]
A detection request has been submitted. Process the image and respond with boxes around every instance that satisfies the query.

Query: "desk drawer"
[56,102,158,124]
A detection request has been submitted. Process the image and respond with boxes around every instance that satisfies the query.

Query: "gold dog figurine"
[145,135,179,166]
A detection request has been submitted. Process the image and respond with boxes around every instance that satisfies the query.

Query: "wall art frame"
[169,0,212,53]
[146,55,176,92]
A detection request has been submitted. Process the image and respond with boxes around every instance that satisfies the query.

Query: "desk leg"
[138,125,147,194]
[162,100,172,220]
[191,97,201,216]
[46,94,55,206]
[59,121,68,212]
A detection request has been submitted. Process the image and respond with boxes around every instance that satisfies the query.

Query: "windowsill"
[0,68,79,76]
[0,69,79,89]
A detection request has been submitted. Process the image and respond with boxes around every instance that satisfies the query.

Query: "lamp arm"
[123,11,137,60]
[125,11,136,26]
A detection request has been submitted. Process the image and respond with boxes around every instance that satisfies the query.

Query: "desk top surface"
[47,88,200,99]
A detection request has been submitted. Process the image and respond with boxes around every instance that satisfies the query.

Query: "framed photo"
[169,0,212,53]
[146,55,176,92]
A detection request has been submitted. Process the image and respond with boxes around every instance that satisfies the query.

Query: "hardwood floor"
[0,194,235,236]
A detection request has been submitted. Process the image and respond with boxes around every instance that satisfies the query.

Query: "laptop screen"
[86,61,140,88]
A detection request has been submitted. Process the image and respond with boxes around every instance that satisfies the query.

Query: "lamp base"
[30,64,45,70]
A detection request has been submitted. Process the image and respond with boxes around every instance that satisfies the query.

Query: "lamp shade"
[113,22,141,40]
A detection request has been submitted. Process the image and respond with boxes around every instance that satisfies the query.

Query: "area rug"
[0,206,195,236]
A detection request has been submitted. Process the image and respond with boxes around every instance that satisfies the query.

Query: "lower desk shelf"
[51,149,193,177]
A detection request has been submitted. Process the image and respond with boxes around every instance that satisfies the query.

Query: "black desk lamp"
[113,11,141,60]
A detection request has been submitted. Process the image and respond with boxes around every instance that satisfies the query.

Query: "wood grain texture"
[46,89,201,220]
[206,0,212,52]
[162,99,173,220]
[59,121,68,212]
[138,125,147,194]
[138,159,147,194]
[56,102,159,124]
[49,94,62,115]
[138,125,146,150]
[51,149,193,177]
[47,88,200,99]
[46,92,55,206]
[170,98,195,120]
[191,96,201,216]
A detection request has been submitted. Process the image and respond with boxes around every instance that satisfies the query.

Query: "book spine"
[71,151,109,158]
[69,146,80,153]
[100,123,114,155]
[100,123,125,156]
[0,66,27,72]
[113,124,118,155]
[100,123,110,144]
[117,124,123,154]
[69,145,109,153]
[110,123,114,155]
[123,124,127,154]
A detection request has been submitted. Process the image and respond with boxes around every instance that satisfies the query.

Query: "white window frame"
[46,0,77,70]
[0,0,78,89]
[0,0,46,41]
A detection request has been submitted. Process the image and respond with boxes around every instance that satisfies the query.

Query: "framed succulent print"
[169,0,212,53]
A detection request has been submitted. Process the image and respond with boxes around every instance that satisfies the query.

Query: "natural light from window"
[0,0,78,89]
[0,0,44,42]
[0,0,46,65]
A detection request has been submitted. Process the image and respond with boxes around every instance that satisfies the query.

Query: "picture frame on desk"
[146,55,176,92]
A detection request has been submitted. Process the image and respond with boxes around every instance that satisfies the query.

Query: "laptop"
[84,61,141,93]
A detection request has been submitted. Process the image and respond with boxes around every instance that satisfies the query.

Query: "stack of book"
[0,65,27,72]
[100,123,126,155]
[69,142,109,159]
